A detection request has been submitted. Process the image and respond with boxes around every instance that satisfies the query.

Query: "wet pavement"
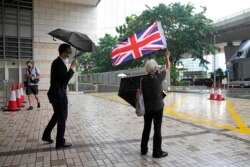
[0,91,250,167]
[172,87,250,99]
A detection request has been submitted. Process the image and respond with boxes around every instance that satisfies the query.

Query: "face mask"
[28,66,32,69]
[65,58,69,65]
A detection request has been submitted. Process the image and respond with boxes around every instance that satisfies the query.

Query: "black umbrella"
[48,28,97,53]
[118,75,166,108]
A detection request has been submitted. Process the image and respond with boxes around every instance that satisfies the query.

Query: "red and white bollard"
[209,84,215,100]
[216,84,223,101]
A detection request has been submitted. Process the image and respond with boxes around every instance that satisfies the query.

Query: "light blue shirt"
[26,67,41,85]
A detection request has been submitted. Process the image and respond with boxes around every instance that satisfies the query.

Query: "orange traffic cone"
[16,83,22,107]
[5,84,20,111]
[20,83,25,103]
[217,84,223,101]
[16,83,25,107]
[209,84,215,100]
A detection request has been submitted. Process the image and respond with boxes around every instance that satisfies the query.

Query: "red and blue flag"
[111,21,166,66]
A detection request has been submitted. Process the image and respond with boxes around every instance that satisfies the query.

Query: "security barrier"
[0,80,13,110]
[78,67,171,92]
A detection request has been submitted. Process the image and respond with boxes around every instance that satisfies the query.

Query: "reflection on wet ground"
[0,91,249,167]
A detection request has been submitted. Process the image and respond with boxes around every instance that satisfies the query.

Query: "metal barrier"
[0,80,13,110]
[79,68,146,86]
[78,67,171,92]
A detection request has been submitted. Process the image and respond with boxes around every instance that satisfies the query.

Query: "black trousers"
[141,108,163,155]
[42,98,68,145]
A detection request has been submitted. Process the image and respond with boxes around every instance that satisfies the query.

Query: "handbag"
[135,78,145,116]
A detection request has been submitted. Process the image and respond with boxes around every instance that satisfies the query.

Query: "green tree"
[77,52,94,74]
[210,68,226,83]
[116,2,216,68]
[93,34,118,72]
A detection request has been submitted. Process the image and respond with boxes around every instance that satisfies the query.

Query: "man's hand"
[70,59,78,71]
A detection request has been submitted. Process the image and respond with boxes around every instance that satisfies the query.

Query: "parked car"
[229,78,250,88]
[194,78,213,87]
[180,78,194,86]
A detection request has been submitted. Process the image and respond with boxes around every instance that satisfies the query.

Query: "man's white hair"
[144,59,161,74]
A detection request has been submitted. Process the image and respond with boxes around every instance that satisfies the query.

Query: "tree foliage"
[77,52,94,74]
[116,3,216,67]
[77,34,117,74]
[92,34,117,72]
[210,68,226,83]
[79,2,217,75]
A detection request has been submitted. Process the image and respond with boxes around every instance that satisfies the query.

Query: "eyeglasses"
[65,51,72,54]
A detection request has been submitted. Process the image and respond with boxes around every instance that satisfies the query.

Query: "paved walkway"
[0,91,250,167]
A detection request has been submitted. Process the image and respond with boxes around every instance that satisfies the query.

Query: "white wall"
[34,0,98,90]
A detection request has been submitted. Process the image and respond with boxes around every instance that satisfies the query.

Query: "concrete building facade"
[0,0,99,90]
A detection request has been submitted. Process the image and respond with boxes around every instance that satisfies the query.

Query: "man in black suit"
[42,43,77,149]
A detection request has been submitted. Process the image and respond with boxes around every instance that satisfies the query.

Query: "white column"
[213,35,216,87]
[4,61,8,80]
[19,61,22,83]
[167,71,171,91]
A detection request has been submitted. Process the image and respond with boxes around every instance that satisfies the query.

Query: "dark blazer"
[47,57,74,103]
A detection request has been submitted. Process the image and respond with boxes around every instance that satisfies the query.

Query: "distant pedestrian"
[24,60,41,110]
[140,51,171,158]
[42,43,77,149]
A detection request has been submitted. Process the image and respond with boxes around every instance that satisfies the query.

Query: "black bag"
[27,67,39,84]
[24,80,29,87]
[30,78,39,84]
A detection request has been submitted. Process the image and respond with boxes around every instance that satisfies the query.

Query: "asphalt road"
[172,87,250,99]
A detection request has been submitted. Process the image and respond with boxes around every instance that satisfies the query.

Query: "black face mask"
[28,66,32,69]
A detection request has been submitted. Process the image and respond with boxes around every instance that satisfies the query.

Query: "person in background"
[140,51,171,158]
[42,43,77,149]
[24,60,41,110]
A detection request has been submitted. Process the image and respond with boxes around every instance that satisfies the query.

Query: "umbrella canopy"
[118,75,166,108]
[48,28,97,53]
[229,40,250,62]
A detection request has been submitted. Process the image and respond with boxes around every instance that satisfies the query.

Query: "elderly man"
[140,51,171,158]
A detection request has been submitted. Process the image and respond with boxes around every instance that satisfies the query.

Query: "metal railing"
[214,8,250,26]
[0,80,13,110]
[78,67,171,92]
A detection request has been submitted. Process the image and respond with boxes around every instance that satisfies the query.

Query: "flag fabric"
[111,21,167,66]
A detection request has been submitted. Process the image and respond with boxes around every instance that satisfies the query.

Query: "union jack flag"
[111,21,166,66]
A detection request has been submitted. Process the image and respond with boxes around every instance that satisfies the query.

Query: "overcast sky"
[137,0,250,21]
[98,0,250,36]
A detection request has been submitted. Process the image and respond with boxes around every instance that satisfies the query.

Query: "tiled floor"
[0,91,250,167]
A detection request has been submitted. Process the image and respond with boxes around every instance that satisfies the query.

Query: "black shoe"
[37,102,40,108]
[42,137,54,144]
[141,148,148,155]
[27,106,33,110]
[153,151,168,158]
[56,142,72,149]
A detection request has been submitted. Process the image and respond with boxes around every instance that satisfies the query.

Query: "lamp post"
[213,34,217,87]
